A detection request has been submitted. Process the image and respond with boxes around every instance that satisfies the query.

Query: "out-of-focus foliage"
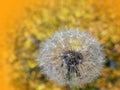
[12,0,120,90]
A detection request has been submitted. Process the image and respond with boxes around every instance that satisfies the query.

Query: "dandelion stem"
[69,85,79,90]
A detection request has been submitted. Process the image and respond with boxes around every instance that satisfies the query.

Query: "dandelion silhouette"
[37,29,105,86]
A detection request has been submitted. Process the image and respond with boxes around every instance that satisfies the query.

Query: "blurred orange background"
[0,0,120,90]
[0,0,40,90]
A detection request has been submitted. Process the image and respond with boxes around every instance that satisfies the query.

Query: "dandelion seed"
[37,29,105,86]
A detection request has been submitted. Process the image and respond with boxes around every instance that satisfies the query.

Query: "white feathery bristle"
[37,29,105,86]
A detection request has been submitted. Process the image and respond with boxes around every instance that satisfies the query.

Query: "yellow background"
[0,0,40,90]
[0,0,120,90]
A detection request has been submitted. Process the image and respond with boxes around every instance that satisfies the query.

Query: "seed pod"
[37,29,105,86]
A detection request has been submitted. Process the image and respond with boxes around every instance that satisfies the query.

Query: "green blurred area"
[12,0,120,90]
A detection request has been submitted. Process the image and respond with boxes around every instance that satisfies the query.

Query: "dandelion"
[37,29,105,86]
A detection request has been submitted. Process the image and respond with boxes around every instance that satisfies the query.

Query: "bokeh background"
[0,0,120,90]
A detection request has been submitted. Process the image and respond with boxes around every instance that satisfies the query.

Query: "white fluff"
[37,29,105,86]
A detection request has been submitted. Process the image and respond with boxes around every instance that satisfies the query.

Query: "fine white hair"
[37,29,105,86]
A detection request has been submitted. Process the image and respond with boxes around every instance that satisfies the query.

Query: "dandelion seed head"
[37,29,105,86]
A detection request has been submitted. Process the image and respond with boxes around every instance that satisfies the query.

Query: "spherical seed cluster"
[37,29,105,86]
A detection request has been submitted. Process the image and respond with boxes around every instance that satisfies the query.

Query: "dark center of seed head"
[61,50,83,66]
